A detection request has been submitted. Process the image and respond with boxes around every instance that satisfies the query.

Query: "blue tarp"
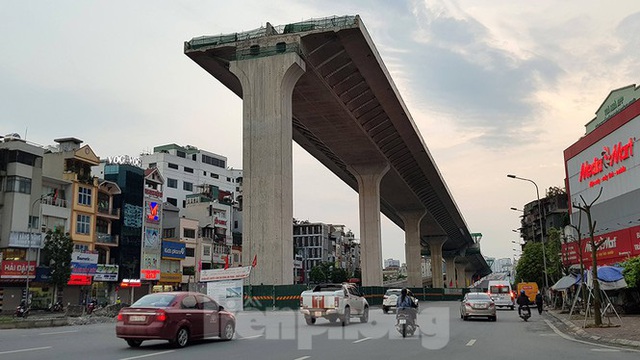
[596,266,624,282]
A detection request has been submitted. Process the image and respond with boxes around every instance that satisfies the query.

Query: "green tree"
[515,242,545,286]
[622,257,640,289]
[331,267,349,283]
[309,263,330,284]
[545,228,563,284]
[41,228,73,302]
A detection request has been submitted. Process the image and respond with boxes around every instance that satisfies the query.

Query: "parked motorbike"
[519,305,531,321]
[87,300,97,314]
[396,308,417,338]
[49,301,64,312]
[14,303,29,318]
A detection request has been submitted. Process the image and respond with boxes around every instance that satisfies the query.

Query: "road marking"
[39,330,79,335]
[466,339,476,346]
[591,349,620,352]
[538,333,557,336]
[544,319,640,353]
[238,334,263,340]
[294,357,311,360]
[119,350,175,360]
[353,337,372,344]
[0,347,52,355]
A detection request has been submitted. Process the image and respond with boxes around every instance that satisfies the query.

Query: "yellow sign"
[160,272,182,283]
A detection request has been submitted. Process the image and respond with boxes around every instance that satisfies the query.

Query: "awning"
[551,275,579,291]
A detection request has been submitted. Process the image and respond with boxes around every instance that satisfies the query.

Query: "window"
[168,163,178,169]
[203,245,211,256]
[74,244,89,252]
[201,154,225,168]
[28,216,39,229]
[183,228,196,239]
[203,171,207,176]
[183,181,193,191]
[167,178,177,188]
[76,214,91,234]
[148,162,157,168]
[166,197,177,206]
[198,295,219,310]
[78,187,92,206]
[5,176,31,194]
[184,167,194,173]
[163,228,176,239]
[210,173,219,179]
[186,248,195,257]
[192,154,197,161]
[227,177,231,182]
[181,295,198,309]
[176,150,186,158]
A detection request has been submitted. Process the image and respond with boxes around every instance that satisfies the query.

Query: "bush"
[622,256,640,289]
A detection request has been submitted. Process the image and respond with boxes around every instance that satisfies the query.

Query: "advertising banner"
[200,266,252,282]
[562,225,640,266]
[207,280,244,312]
[94,264,119,281]
[1,260,35,279]
[162,241,186,259]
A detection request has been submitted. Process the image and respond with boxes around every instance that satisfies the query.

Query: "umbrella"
[551,274,578,291]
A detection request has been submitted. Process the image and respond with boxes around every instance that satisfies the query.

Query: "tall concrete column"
[348,163,390,286]
[230,52,306,285]
[455,261,468,288]
[465,269,475,288]
[425,237,447,288]
[399,210,426,288]
[444,257,457,288]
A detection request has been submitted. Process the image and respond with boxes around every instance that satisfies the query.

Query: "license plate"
[130,315,146,322]
[475,304,487,309]
[314,312,322,317]
[399,319,406,324]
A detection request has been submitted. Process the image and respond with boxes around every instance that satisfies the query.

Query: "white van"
[487,281,514,309]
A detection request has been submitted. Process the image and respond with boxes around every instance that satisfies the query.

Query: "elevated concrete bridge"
[185,15,490,287]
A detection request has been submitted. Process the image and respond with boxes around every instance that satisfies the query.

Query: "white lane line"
[0,347,52,355]
[539,333,558,337]
[466,339,476,346]
[119,350,175,360]
[591,349,621,352]
[353,337,372,344]
[39,330,79,335]
[544,319,640,353]
[294,357,311,360]
[238,334,263,340]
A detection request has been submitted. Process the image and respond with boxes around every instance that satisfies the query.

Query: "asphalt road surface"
[1,301,638,360]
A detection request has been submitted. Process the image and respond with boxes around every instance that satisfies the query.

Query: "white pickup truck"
[299,283,369,325]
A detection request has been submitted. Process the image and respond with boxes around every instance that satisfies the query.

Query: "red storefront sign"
[1,260,36,279]
[67,274,92,286]
[562,225,640,266]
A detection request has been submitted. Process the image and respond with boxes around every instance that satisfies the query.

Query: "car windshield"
[385,290,401,296]
[132,294,177,307]
[468,293,491,300]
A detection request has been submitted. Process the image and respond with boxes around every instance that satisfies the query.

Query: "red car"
[116,291,236,348]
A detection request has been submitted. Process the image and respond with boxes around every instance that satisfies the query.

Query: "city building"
[515,190,569,245]
[563,84,640,266]
[384,258,400,269]
[293,221,334,284]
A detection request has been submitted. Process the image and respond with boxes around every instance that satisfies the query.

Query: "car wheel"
[383,306,388,314]
[220,321,235,340]
[172,327,189,348]
[341,307,351,326]
[126,339,143,348]
[463,315,468,321]
[510,306,514,310]
[491,316,497,322]
[360,307,369,323]
[305,316,316,325]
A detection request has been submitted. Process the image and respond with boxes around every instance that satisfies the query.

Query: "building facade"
[563,84,640,266]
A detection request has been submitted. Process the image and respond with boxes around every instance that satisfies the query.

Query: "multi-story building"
[331,225,360,277]
[516,190,569,244]
[384,258,400,269]
[293,221,333,284]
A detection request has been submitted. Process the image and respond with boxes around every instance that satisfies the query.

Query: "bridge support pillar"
[464,269,475,288]
[444,257,457,288]
[348,163,390,286]
[455,260,469,288]
[399,210,426,288]
[230,52,306,285]
[425,237,447,288]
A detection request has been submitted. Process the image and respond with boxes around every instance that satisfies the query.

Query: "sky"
[2,0,640,265]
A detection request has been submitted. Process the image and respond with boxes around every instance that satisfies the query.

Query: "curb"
[546,311,640,348]
[0,317,69,329]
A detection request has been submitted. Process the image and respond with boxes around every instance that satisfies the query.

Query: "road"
[0,301,637,360]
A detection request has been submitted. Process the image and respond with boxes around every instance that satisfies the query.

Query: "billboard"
[162,241,186,259]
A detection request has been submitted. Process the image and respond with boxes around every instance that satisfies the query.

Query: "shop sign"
[35,267,52,282]
[68,274,92,286]
[200,266,252,282]
[8,231,43,248]
[579,137,634,187]
[160,272,182,283]
[1,260,35,279]
[120,279,141,288]
[94,264,119,281]
[162,241,186,259]
[141,269,161,280]
[562,225,640,266]
[106,155,141,167]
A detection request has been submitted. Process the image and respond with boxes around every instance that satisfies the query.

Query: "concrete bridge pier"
[455,260,469,288]
[444,256,457,288]
[348,163,390,286]
[465,269,476,288]
[230,52,306,285]
[426,237,447,288]
[399,210,426,288]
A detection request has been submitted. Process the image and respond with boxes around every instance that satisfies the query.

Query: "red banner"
[562,225,640,266]
[1,260,36,279]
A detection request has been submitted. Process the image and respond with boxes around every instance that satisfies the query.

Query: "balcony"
[96,233,119,246]
[97,206,120,219]
[41,196,68,208]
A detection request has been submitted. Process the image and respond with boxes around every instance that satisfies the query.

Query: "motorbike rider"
[396,288,418,323]
[516,289,530,316]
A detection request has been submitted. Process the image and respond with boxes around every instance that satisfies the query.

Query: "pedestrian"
[535,291,543,314]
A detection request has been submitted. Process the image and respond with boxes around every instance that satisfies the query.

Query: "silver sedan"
[460,292,497,321]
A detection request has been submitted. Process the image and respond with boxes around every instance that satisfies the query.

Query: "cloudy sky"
[2,0,640,264]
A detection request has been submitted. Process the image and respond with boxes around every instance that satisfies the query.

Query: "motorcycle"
[396,308,417,338]
[49,301,64,312]
[87,300,97,314]
[519,305,531,321]
[14,303,29,318]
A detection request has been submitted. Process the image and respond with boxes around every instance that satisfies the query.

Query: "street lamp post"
[26,196,44,305]
[507,174,549,290]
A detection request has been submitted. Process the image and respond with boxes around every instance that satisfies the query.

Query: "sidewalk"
[546,308,640,348]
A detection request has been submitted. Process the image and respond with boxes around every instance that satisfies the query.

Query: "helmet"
[401,288,408,296]
[521,290,526,295]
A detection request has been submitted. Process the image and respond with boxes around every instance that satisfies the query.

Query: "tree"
[573,188,605,326]
[515,242,545,286]
[41,228,73,303]
[545,228,563,284]
[309,263,331,284]
[331,268,349,283]
[621,257,640,289]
